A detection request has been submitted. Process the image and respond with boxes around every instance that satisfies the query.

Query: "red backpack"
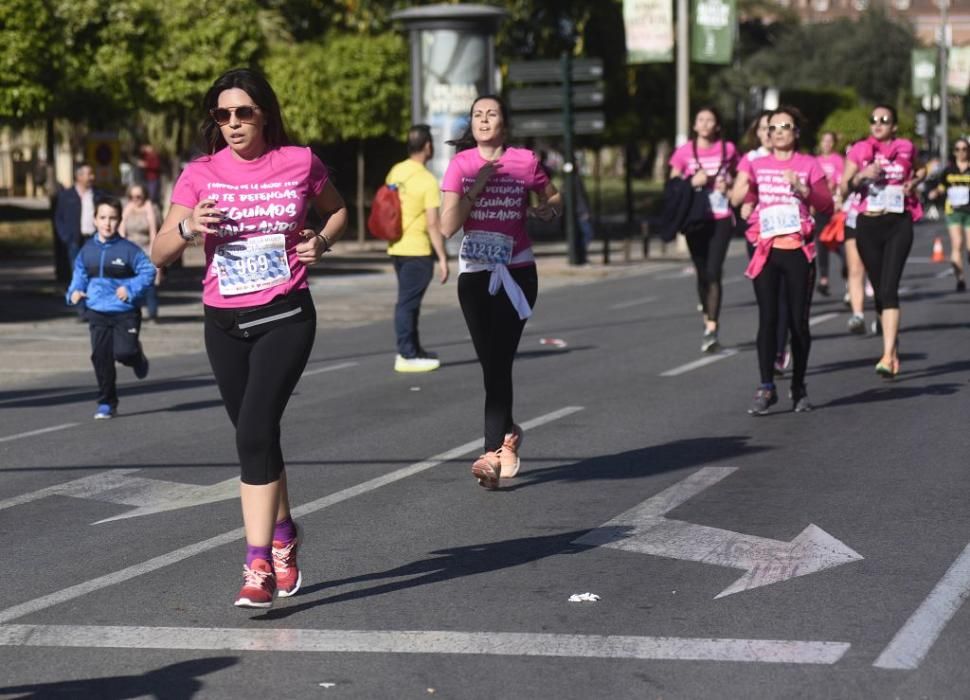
[367,183,403,242]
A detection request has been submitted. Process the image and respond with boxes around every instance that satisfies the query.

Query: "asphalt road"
[1,222,968,699]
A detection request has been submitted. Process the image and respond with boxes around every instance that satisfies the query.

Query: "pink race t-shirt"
[739,152,824,278]
[668,140,739,221]
[846,137,922,220]
[171,146,328,308]
[816,153,844,189]
[441,146,549,265]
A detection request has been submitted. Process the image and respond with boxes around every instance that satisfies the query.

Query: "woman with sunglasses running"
[152,68,348,608]
[440,95,560,489]
[668,106,739,353]
[840,105,924,378]
[929,137,970,291]
[730,107,833,414]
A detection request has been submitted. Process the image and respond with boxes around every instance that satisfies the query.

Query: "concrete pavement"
[0,237,697,390]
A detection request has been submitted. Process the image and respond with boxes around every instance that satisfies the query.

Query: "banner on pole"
[623,0,674,64]
[691,0,735,65]
[912,48,937,98]
[948,46,970,96]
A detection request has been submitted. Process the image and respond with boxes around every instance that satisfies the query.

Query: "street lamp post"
[940,0,950,163]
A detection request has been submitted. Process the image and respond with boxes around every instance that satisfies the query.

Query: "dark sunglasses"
[869,115,892,125]
[209,105,259,126]
[767,123,795,133]
[955,146,969,151]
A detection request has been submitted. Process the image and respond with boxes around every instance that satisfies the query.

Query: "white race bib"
[758,204,802,239]
[708,190,729,216]
[213,234,291,296]
[459,230,513,266]
[948,186,970,207]
[867,184,905,214]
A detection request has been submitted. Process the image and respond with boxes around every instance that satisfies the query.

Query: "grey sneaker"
[847,315,865,334]
[790,385,813,413]
[701,330,719,353]
[747,387,778,416]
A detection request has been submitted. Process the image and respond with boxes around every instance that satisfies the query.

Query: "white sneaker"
[394,354,440,372]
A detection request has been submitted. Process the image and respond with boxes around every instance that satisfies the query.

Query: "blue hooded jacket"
[66,235,156,314]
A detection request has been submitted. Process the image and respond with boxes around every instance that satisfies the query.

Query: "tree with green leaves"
[265,31,409,241]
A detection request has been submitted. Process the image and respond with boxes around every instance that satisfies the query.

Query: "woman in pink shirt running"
[814,131,846,297]
[730,107,833,414]
[440,95,560,490]
[152,69,349,609]
[668,107,739,353]
[840,105,925,378]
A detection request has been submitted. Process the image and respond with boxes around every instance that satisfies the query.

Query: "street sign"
[508,58,604,83]
[513,111,606,137]
[508,84,605,111]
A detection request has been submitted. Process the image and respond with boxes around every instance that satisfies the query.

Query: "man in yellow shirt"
[386,124,450,372]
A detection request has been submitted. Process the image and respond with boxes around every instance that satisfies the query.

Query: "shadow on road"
[253,436,766,621]
[0,656,237,699]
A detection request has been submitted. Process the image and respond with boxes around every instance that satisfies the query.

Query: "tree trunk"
[356,141,365,244]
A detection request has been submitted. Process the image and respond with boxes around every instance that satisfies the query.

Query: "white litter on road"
[568,592,600,602]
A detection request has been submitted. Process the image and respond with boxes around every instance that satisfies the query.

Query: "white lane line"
[0,406,583,625]
[302,361,358,377]
[809,312,839,327]
[873,543,970,670]
[660,349,739,377]
[610,296,657,310]
[934,269,953,279]
[0,624,850,665]
[0,423,79,445]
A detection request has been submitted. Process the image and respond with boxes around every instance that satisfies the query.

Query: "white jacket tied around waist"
[460,247,535,320]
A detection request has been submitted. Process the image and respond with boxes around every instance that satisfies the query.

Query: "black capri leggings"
[458,265,538,452]
[854,213,914,313]
[752,248,815,388]
[204,291,316,485]
[685,217,733,323]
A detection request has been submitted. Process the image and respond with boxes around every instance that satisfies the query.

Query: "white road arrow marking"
[92,476,238,524]
[0,468,236,524]
[575,467,863,598]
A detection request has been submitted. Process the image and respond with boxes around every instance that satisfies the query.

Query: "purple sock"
[274,516,297,544]
[246,544,272,567]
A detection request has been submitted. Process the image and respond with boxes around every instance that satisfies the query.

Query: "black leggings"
[458,266,538,452]
[855,214,914,313]
[204,293,316,485]
[752,249,815,388]
[685,217,733,323]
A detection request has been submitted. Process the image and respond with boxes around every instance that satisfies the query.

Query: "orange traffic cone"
[932,237,946,263]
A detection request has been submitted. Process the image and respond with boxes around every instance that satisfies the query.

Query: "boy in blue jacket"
[66,195,156,419]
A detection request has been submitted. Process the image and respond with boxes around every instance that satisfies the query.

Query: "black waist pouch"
[205,289,315,339]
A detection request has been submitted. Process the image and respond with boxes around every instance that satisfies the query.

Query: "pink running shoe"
[471,451,500,490]
[498,424,524,478]
[272,530,302,598]
[234,558,276,608]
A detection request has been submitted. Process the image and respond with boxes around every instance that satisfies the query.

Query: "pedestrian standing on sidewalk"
[668,106,739,353]
[440,95,561,489]
[840,105,924,378]
[66,195,154,420]
[730,107,833,414]
[385,124,449,372]
[151,68,349,608]
[120,183,162,320]
[54,163,99,270]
